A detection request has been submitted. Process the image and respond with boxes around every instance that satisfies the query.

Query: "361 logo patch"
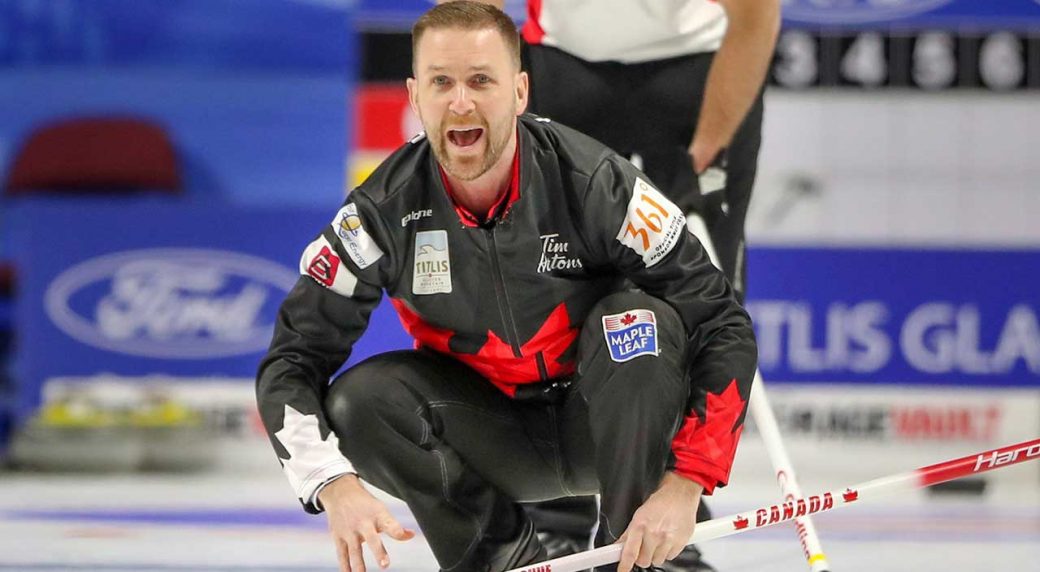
[615,178,685,267]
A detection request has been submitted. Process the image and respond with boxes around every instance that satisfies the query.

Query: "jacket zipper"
[535,352,549,380]
[485,227,524,359]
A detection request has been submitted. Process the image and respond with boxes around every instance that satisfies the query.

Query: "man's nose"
[448,85,475,115]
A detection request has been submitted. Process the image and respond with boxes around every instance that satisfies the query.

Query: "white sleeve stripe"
[274,405,356,505]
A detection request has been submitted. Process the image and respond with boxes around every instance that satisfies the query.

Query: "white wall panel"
[752,92,1040,246]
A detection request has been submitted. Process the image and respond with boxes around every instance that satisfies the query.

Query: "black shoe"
[481,519,548,572]
[536,530,587,560]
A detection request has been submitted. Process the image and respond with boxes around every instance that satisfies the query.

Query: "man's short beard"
[439,136,497,181]
[429,115,512,182]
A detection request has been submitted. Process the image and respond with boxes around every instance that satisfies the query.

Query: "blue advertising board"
[746,247,1040,387]
[9,199,411,422]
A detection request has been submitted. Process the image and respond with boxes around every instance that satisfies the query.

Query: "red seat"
[1,115,182,300]
[0,263,12,298]
[4,116,181,195]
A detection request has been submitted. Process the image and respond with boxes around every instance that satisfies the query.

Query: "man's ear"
[515,71,529,115]
[406,77,420,117]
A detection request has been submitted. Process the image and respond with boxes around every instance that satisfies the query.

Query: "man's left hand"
[616,472,704,572]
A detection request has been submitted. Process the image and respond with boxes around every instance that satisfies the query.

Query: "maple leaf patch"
[601,308,659,363]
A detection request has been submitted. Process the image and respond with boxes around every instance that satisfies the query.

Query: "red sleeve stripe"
[521,0,545,45]
[670,379,746,494]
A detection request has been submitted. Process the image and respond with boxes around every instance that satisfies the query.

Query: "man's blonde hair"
[412,1,521,72]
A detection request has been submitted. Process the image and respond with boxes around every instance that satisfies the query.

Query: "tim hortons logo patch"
[537,233,583,273]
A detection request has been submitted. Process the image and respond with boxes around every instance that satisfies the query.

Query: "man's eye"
[433,76,450,86]
[473,75,491,85]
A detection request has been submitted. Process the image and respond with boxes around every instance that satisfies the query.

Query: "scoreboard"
[772,29,1040,90]
[774,0,1040,90]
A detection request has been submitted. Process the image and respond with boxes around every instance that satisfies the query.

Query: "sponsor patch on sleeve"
[615,178,685,267]
[299,236,358,297]
[332,203,384,269]
[602,309,659,362]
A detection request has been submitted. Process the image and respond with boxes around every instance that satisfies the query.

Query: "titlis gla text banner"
[746,247,1040,387]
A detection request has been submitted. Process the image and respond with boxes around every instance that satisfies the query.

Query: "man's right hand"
[319,474,416,572]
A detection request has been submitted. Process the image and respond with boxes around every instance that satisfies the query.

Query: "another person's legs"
[325,350,566,571]
[705,92,763,300]
[525,43,626,148]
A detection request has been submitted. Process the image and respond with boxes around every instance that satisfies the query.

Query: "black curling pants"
[324,291,692,571]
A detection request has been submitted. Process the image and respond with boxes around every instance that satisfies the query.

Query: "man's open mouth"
[447,127,484,147]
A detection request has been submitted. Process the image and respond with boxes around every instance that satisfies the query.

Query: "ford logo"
[44,248,298,359]
[782,0,955,24]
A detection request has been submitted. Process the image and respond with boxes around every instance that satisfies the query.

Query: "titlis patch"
[602,309,658,363]
[412,230,452,295]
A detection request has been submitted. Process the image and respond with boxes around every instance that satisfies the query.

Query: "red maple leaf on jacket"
[620,313,636,326]
[391,300,577,396]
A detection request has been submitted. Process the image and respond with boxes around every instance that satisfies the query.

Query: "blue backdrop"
[0,0,356,208]
[0,0,353,71]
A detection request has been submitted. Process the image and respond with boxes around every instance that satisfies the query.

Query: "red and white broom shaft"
[508,437,1040,572]
[749,374,831,572]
